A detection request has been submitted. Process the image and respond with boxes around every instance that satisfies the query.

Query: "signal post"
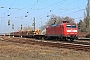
[21,24,22,38]
[12,24,14,37]
[8,20,10,38]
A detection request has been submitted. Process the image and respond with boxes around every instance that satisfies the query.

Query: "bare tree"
[78,18,87,32]
[40,14,75,32]
[23,26,33,31]
[63,16,74,23]
[46,14,74,26]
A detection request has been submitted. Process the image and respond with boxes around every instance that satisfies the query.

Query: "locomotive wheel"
[65,38,74,41]
[70,38,74,41]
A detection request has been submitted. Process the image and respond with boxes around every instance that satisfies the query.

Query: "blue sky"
[0,0,88,33]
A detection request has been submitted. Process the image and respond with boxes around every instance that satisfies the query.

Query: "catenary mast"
[86,0,90,32]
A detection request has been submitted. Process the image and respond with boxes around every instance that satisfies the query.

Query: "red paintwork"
[46,24,64,36]
[46,22,78,39]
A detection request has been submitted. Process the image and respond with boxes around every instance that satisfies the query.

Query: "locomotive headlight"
[73,30,77,32]
[67,30,77,32]
[67,30,71,32]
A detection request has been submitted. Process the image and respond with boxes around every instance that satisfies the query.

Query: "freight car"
[9,29,40,38]
[45,21,78,41]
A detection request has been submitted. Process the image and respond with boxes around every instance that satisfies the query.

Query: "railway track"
[0,36,90,52]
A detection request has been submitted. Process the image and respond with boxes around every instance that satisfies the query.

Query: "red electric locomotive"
[46,21,78,41]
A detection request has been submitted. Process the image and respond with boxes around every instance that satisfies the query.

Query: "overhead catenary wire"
[27,0,67,17]
[35,0,83,21]
[33,0,66,20]
[36,0,78,20]
[11,0,67,22]
[10,0,16,8]
[10,0,48,16]
[34,0,86,21]
[28,0,67,24]
[49,0,78,15]
[2,0,17,17]
[54,5,86,16]
[0,0,16,30]
[3,0,47,25]
[45,0,76,14]
[38,0,67,18]
[63,9,85,16]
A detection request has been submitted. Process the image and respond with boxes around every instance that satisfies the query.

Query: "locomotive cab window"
[66,25,71,28]
[66,24,76,28]
[72,25,76,28]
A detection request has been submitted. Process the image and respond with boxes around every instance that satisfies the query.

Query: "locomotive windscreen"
[66,24,76,28]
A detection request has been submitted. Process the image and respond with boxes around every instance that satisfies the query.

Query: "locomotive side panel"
[55,25,64,36]
[46,27,51,35]
[46,24,64,39]
[46,25,57,36]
